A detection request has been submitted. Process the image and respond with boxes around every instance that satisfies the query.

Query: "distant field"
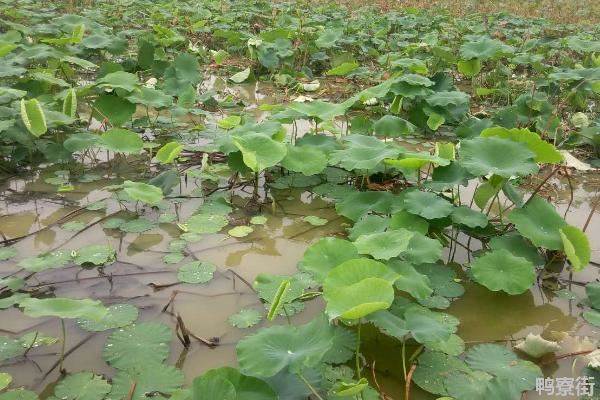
[335,0,600,24]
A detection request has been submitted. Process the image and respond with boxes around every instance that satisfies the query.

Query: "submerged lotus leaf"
[480,127,562,164]
[54,372,111,400]
[233,133,287,172]
[450,206,488,228]
[465,344,542,391]
[471,249,535,295]
[403,190,454,220]
[61,221,86,232]
[229,309,263,329]
[73,245,115,266]
[412,350,471,396]
[177,261,216,284]
[107,362,183,400]
[459,137,538,178]
[19,298,107,320]
[194,367,277,400]
[236,314,334,378]
[514,333,561,358]
[99,129,143,154]
[103,322,171,370]
[281,145,327,176]
[298,237,358,283]
[77,304,138,332]
[0,247,17,261]
[560,225,591,271]
[355,229,413,260]
[508,196,567,250]
[122,181,163,205]
[329,135,400,171]
[185,213,229,234]
[323,259,398,320]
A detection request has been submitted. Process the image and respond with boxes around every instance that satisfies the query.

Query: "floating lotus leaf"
[471,249,535,295]
[54,372,111,400]
[0,390,38,400]
[302,216,327,226]
[443,370,492,400]
[195,367,277,400]
[459,137,538,178]
[18,251,72,272]
[323,259,398,320]
[177,261,216,284]
[103,322,171,370]
[480,127,562,164]
[229,309,262,329]
[20,298,107,320]
[450,206,488,228]
[233,133,287,172]
[236,314,333,378]
[163,252,184,264]
[281,145,327,176]
[0,247,17,261]
[119,217,156,233]
[329,135,400,171]
[108,362,183,400]
[584,310,600,327]
[250,215,267,225]
[355,229,413,260]
[61,221,86,232]
[413,350,470,396]
[77,304,138,332]
[508,196,567,250]
[402,190,454,220]
[185,213,229,234]
[99,129,143,154]
[586,283,600,310]
[465,344,542,391]
[423,333,465,356]
[298,237,358,283]
[560,225,591,271]
[514,333,561,358]
[73,244,115,266]
[228,226,253,238]
[0,337,23,361]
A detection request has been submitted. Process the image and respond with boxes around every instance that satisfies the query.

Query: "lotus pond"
[1,1,600,399]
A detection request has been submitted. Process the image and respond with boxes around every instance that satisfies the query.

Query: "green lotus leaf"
[426,161,472,191]
[586,283,600,310]
[335,191,395,221]
[298,237,358,283]
[508,196,567,250]
[250,215,268,225]
[93,95,135,126]
[389,210,429,234]
[281,145,327,176]
[480,127,562,164]
[423,333,465,356]
[355,229,414,260]
[77,304,138,332]
[17,251,72,272]
[443,370,492,400]
[329,135,400,171]
[402,190,454,220]
[459,137,538,177]
[126,87,172,108]
[185,213,229,234]
[471,249,535,295]
[229,309,263,329]
[347,215,389,241]
[218,115,242,129]
[315,29,343,48]
[61,221,86,232]
[373,115,415,138]
[426,91,470,107]
[233,133,286,172]
[74,244,115,266]
[107,362,183,400]
[177,261,216,284]
[95,71,139,92]
[460,37,514,60]
[0,390,38,400]
[0,337,24,361]
[326,62,359,76]
[119,217,156,233]
[0,247,17,261]
[163,252,185,264]
[404,306,458,344]
[489,233,544,266]
[54,372,111,400]
[103,322,171,370]
[236,314,334,378]
[419,263,465,298]
[560,225,591,271]
[465,344,542,391]
[0,373,11,391]
[229,67,251,83]
[289,100,348,121]
[228,226,253,237]
[402,232,443,264]
[99,129,143,154]
[122,181,163,205]
[20,98,47,137]
[366,310,409,339]
[63,88,77,118]
[323,259,398,320]
[63,132,99,152]
[156,141,183,164]
[19,298,107,320]
[194,367,277,400]
[302,216,327,226]
[385,152,450,170]
[193,375,235,400]
[413,350,471,396]
[450,206,488,228]
[583,310,600,326]
[457,58,482,77]
[388,260,433,300]
[483,377,522,400]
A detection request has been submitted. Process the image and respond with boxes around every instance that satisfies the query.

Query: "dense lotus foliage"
[0,0,599,399]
